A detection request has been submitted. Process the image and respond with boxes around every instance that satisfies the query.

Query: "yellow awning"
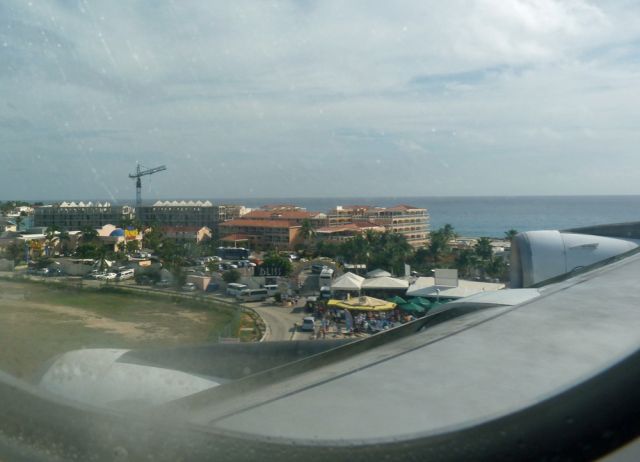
[327,296,396,312]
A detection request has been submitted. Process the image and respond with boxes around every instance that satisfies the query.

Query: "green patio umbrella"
[388,295,407,305]
[398,302,426,314]
[409,297,432,308]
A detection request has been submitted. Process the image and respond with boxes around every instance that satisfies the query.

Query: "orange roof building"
[219,219,301,250]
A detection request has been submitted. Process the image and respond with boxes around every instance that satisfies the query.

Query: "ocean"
[102,195,640,238]
[222,195,640,238]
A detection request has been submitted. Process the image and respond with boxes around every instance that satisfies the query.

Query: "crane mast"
[128,163,167,218]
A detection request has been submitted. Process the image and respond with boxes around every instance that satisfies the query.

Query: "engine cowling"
[510,230,639,288]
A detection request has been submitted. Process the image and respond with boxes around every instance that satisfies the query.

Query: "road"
[246,301,310,341]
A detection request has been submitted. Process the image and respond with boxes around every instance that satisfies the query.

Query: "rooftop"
[221,219,301,229]
[58,201,113,208]
[152,200,213,207]
[243,210,324,220]
[161,226,211,233]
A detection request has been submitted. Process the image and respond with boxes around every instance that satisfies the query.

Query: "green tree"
[485,256,507,280]
[474,237,493,261]
[116,241,126,258]
[442,224,458,241]
[58,229,71,255]
[222,269,241,284]
[339,234,370,264]
[298,218,316,242]
[2,241,23,263]
[142,226,164,253]
[426,229,451,266]
[95,245,110,272]
[80,226,98,243]
[34,256,54,269]
[44,226,59,257]
[75,243,101,259]
[369,232,412,275]
[504,229,518,242]
[455,248,479,278]
[126,240,140,253]
[314,240,339,259]
[14,214,23,232]
[157,238,183,261]
[260,252,293,277]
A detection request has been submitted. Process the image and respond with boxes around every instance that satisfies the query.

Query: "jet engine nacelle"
[510,230,638,288]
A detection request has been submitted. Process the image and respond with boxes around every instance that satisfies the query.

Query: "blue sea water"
[226,195,640,238]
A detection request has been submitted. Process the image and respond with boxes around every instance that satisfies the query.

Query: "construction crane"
[129,163,167,214]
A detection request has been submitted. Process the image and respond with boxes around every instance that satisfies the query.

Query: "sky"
[1,0,639,201]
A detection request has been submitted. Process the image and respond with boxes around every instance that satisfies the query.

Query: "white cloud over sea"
[1,1,639,199]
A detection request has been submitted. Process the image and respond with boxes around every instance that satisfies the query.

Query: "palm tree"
[455,249,478,278]
[58,229,71,255]
[426,230,450,265]
[442,224,458,242]
[298,219,316,241]
[485,256,507,280]
[504,229,518,242]
[81,226,98,243]
[44,225,59,256]
[96,245,109,272]
[425,224,457,266]
[474,237,493,261]
[383,232,413,275]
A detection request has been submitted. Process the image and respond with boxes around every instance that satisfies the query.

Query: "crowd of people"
[308,303,418,339]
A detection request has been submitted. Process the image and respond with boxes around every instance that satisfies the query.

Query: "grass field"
[0,278,241,379]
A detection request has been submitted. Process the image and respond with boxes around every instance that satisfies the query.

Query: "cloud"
[0,1,639,199]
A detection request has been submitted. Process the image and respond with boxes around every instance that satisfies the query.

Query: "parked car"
[47,268,64,277]
[85,270,102,279]
[205,282,220,292]
[95,272,117,281]
[155,280,171,288]
[301,317,316,332]
[311,264,326,274]
[181,282,196,292]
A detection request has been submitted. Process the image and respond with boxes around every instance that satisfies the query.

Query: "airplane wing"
[2,224,640,461]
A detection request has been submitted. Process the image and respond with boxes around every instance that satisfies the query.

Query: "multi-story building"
[34,202,134,230]
[315,222,386,243]
[138,201,215,228]
[326,205,374,227]
[326,204,429,248]
[137,201,247,233]
[240,209,327,227]
[366,205,429,248]
[218,219,300,250]
[160,226,212,244]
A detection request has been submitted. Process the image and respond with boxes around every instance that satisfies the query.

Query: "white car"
[301,317,316,332]
[95,272,117,281]
[182,282,197,292]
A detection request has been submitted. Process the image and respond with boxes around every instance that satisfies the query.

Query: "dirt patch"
[3,300,167,340]
[0,279,237,378]
[175,310,210,324]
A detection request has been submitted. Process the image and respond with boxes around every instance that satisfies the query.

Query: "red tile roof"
[316,222,384,233]
[352,221,385,229]
[242,210,321,220]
